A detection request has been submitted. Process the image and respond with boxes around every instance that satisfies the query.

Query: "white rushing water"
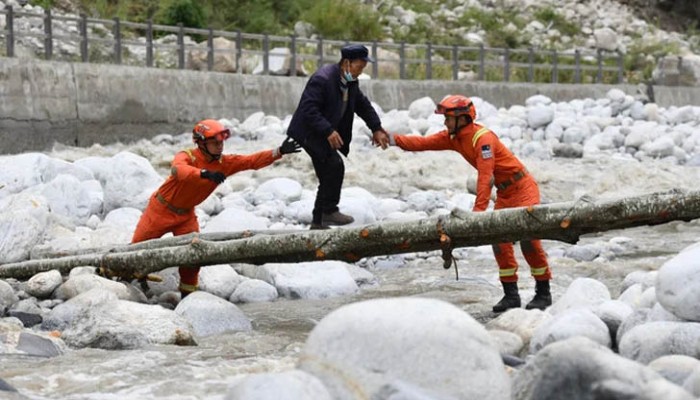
[2,93,700,399]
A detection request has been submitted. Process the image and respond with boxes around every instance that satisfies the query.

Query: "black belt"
[495,170,528,191]
[155,193,190,215]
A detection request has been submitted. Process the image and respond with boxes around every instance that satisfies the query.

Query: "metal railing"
[1,6,626,84]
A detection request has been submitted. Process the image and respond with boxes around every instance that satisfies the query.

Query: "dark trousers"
[310,151,344,225]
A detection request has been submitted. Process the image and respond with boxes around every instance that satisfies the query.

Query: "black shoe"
[322,211,354,226]
[492,281,521,313]
[310,223,330,230]
[526,280,552,310]
[492,294,521,313]
[525,293,552,310]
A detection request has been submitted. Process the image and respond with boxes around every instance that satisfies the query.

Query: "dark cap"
[340,44,375,63]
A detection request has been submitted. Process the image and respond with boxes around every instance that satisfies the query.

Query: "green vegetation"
[300,0,382,41]
[24,0,699,84]
[156,0,206,29]
[532,7,581,37]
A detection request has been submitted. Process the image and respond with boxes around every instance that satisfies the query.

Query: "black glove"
[279,137,301,155]
[200,169,226,184]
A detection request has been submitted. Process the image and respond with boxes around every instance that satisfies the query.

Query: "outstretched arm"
[389,130,453,152]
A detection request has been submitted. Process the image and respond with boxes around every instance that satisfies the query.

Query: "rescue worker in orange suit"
[131,119,301,298]
[381,95,552,312]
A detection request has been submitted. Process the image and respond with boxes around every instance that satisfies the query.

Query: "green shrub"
[156,0,206,29]
[533,7,580,37]
[301,0,383,41]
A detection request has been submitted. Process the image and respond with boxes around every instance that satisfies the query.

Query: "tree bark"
[2,189,699,280]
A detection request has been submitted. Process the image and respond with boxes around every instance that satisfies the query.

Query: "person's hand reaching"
[372,128,390,149]
[279,137,302,154]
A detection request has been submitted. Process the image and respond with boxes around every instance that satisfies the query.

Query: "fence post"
[5,6,13,57]
[617,51,624,83]
[452,45,458,81]
[79,13,88,62]
[399,41,406,79]
[503,48,510,82]
[146,19,153,67]
[43,8,53,60]
[527,47,534,82]
[235,30,242,73]
[177,23,184,69]
[263,34,270,75]
[207,27,214,71]
[289,34,297,76]
[113,17,121,64]
[371,41,378,78]
[596,49,603,83]
[551,49,558,83]
[317,36,323,70]
[426,42,432,80]
[574,49,581,83]
[478,43,485,80]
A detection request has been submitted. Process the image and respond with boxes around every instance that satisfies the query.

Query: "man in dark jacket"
[287,44,389,229]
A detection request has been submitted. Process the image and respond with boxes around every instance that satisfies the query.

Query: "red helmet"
[192,119,231,143]
[435,94,476,121]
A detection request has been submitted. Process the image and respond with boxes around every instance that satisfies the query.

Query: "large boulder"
[652,54,700,86]
[656,242,700,321]
[298,297,510,400]
[188,36,237,73]
[513,336,692,400]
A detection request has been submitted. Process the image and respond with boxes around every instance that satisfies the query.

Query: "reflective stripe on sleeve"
[472,127,490,147]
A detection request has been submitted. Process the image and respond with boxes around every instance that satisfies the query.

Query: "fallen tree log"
[30,230,304,259]
[1,189,699,280]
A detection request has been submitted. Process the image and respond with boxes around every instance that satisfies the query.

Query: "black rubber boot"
[526,280,552,310]
[492,281,521,313]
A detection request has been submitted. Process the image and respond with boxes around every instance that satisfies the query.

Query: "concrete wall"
[2,57,700,154]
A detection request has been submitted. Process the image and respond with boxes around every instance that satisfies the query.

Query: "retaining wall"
[1,57,698,154]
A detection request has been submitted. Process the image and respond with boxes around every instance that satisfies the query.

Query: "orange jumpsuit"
[394,123,551,283]
[131,147,281,294]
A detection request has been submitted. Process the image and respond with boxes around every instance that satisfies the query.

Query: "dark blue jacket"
[286,63,382,160]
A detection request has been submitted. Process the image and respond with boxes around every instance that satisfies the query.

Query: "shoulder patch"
[481,144,493,159]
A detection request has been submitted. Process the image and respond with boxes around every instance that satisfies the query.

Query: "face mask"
[344,69,354,82]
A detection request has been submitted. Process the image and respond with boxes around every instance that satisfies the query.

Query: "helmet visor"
[436,104,472,117]
[207,129,231,142]
[435,103,448,114]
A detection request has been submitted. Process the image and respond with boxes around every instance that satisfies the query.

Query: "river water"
[2,139,700,399]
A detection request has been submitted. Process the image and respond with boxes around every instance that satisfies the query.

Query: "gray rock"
[175,291,251,337]
[198,264,241,299]
[299,297,510,400]
[513,337,666,400]
[529,309,611,354]
[648,355,700,386]
[226,370,332,400]
[229,279,278,303]
[54,274,146,303]
[62,299,196,349]
[42,288,118,331]
[618,321,700,364]
[0,280,20,314]
[0,377,17,392]
[25,269,63,298]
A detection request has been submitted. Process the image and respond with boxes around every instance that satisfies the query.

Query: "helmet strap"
[449,115,471,137]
